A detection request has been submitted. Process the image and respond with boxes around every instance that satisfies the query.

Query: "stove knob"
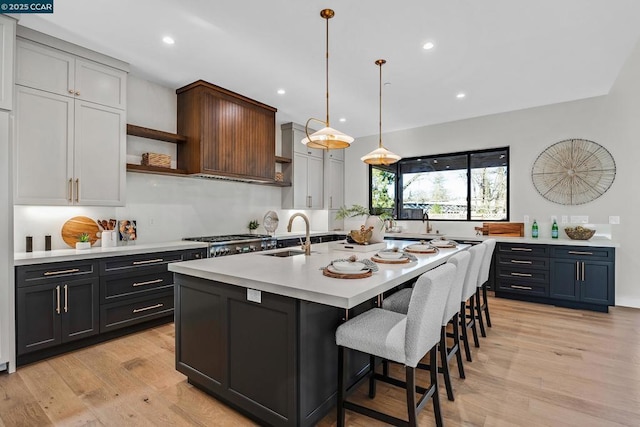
[235,247,242,254]
[249,245,256,252]
[223,248,230,254]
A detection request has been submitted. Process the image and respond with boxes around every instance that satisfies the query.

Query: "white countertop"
[384,232,619,247]
[169,240,468,309]
[14,241,210,266]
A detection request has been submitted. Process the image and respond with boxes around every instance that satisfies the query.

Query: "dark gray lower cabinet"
[175,274,372,427]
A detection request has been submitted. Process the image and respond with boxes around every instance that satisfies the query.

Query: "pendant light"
[361,59,401,165]
[301,9,354,150]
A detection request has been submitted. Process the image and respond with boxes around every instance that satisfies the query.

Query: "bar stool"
[336,263,456,427]
[382,251,470,401]
[460,244,486,361]
[475,239,496,337]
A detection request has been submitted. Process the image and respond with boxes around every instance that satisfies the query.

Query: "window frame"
[368,146,510,222]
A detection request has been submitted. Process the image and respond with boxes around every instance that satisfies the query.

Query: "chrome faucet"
[287,213,312,255]
[423,211,433,234]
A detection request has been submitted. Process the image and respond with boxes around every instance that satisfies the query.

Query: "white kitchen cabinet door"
[307,155,323,209]
[74,101,125,206]
[0,15,15,111]
[325,157,344,210]
[16,38,74,99]
[291,152,310,209]
[75,59,126,110]
[14,86,74,205]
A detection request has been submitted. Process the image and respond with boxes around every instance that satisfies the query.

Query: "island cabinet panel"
[174,274,373,427]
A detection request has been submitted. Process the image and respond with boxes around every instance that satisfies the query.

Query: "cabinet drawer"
[550,246,614,261]
[496,266,549,283]
[497,243,548,257]
[16,260,99,285]
[497,280,548,297]
[100,291,174,333]
[101,271,174,303]
[100,251,184,274]
[497,254,549,270]
[184,248,208,260]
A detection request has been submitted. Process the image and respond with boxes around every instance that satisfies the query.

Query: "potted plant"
[76,232,91,250]
[248,219,260,234]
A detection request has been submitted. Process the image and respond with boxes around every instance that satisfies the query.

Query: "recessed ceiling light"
[423,41,435,50]
[339,117,346,123]
[277,89,286,95]
[456,92,466,99]
[162,36,175,45]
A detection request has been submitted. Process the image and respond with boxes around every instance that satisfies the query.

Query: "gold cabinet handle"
[64,284,68,313]
[68,89,74,94]
[576,261,580,281]
[329,196,333,209]
[44,268,80,276]
[511,260,532,264]
[132,258,164,265]
[582,262,585,281]
[68,178,73,202]
[510,285,533,290]
[75,178,79,202]
[75,91,80,96]
[132,278,163,287]
[510,272,532,277]
[133,303,163,314]
[55,285,61,314]
[568,250,593,255]
[511,247,532,252]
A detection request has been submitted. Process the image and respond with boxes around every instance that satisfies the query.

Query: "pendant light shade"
[361,59,401,165]
[302,9,354,150]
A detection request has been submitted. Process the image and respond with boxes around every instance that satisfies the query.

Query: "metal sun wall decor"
[531,139,616,205]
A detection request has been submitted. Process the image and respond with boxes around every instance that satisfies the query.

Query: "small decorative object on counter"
[119,220,137,242]
[551,219,559,239]
[532,219,539,238]
[564,226,595,240]
[45,235,51,251]
[349,225,374,244]
[76,232,91,250]
[26,236,33,253]
[248,219,259,234]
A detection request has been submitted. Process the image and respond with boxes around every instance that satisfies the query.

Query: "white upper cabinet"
[0,15,16,110]
[281,122,324,209]
[14,33,127,206]
[16,39,126,110]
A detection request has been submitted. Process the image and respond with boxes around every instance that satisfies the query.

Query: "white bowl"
[377,251,403,259]
[430,240,451,247]
[332,261,366,272]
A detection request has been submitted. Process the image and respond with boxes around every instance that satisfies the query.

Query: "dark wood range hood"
[176,80,277,183]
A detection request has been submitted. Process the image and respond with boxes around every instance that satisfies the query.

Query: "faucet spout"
[287,213,312,255]
[423,211,433,234]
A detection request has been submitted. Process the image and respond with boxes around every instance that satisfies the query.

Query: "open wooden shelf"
[275,156,292,164]
[126,163,189,176]
[126,124,187,144]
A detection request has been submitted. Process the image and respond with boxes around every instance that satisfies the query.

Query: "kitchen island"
[168,240,467,427]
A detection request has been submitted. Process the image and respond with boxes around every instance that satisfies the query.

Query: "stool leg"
[337,346,346,427]
[483,284,492,327]
[440,326,454,401]
[406,366,418,427]
[475,290,487,338]
[383,359,389,377]
[369,355,376,398]
[453,313,465,379]
[469,297,480,348]
[431,347,444,427]
[460,302,472,362]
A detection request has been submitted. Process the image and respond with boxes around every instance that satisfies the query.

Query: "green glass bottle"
[532,220,539,238]
[551,219,559,239]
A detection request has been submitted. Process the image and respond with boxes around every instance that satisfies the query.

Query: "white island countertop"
[169,240,468,309]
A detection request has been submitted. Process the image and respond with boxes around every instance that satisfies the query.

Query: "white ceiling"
[16,0,640,138]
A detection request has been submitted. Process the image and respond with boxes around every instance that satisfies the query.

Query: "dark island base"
[174,274,375,427]
[495,292,610,313]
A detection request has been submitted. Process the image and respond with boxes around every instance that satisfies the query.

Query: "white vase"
[365,216,385,243]
[76,241,91,250]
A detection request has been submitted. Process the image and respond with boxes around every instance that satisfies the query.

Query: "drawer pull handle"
[511,247,532,252]
[44,268,80,276]
[132,258,164,265]
[510,272,532,277]
[510,260,532,264]
[56,285,61,314]
[64,284,68,313]
[133,303,164,313]
[132,279,163,287]
[511,285,533,290]
[568,251,594,256]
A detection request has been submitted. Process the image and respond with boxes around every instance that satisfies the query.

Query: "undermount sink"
[262,249,307,257]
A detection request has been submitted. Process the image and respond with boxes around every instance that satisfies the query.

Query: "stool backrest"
[405,263,456,367]
[461,244,486,301]
[477,239,497,287]
[443,251,471,325]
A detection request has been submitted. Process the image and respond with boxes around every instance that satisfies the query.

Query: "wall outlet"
[523,215,530,223]
[609,216,620,224]
[561,215,568,224]
[149,217,155,226]
[550,215,557,222]
[570,215,589,223]
[247,288,262,303]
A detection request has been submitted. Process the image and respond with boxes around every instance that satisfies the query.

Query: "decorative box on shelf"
[141,152,171,168]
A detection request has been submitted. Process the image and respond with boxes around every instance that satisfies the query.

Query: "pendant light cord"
[325,14,330,126]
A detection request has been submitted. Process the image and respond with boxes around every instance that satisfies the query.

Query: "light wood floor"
[1,296,639,426]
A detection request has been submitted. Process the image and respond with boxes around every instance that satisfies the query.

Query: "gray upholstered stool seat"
[336,263,456,427]
[460,244,486,361]
[476,239,497,337]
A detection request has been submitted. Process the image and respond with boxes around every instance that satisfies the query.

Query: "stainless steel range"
[183,234,278,257]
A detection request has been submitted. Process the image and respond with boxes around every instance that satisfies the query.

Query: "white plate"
[376,251,404,259]
[405,244,436,252]
[327,264,369,275]
[332,261,366,272]
[430,240,452,247]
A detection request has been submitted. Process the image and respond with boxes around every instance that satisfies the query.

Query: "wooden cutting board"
[61,216,101,247]
[485,222,524,237]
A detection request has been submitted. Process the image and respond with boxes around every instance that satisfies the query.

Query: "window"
[369,147,509,221]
